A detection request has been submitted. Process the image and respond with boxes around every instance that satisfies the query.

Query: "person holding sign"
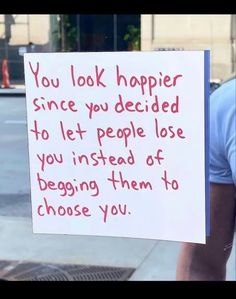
[176,76,236,280]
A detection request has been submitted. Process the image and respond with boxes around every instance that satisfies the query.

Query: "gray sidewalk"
[0,86,25,96]
[0,216,234,280]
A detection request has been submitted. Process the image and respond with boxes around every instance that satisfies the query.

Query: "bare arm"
[176,183,236,280]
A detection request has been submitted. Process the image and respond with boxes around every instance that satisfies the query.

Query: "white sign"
[24,51,208,243]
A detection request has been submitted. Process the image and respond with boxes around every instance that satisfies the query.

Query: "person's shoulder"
[210,76,236,111]
[212,76,235,98]
[221,76,236,95]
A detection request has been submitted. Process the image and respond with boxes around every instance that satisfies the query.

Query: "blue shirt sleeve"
[209,78,236,185]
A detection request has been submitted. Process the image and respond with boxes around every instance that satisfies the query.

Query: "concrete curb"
[0,88,25,96]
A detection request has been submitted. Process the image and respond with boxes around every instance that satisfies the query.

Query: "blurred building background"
[0,15,52,81]
[142,14,236,80]
[0,14,235,83]
[0,15,140,83]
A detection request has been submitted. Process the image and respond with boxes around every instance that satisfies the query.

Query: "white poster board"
[24,51,208,244]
